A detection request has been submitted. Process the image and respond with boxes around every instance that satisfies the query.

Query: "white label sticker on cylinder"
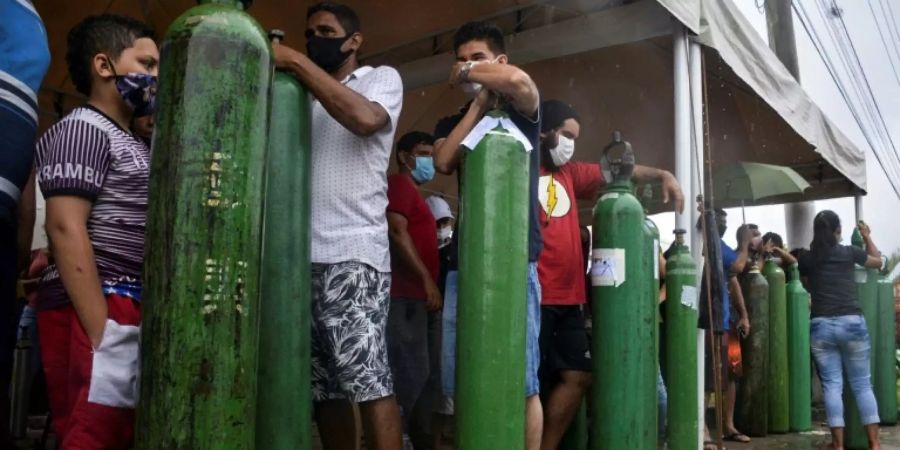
[591,248,626,287]
[653,239,659,280]
[680,285,698,311]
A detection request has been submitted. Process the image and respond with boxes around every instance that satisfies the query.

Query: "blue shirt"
[699,239,738,331]
[0,0,50,221]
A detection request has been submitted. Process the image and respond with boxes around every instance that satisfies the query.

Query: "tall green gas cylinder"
[138,1,271,448]
[663,230,698,450]
[843,266,879,450]
[641,185,661,361]
[876,277,897,425]
[590,132,656,449]
[786,263,811,432]
[735,264,769,437]
[764,258,789,433]
[255,30,312,450]
[456,110,529,450]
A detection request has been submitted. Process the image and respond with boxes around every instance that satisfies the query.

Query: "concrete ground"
[712,425,900,450]
[15,415,900,449]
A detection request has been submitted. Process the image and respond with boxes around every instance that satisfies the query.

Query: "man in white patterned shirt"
[273,2,404,449]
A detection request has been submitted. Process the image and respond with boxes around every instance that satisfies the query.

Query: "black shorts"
[539,305,592,383]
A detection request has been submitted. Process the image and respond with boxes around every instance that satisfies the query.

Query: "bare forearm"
[632,165,666,184]
[731,250,749,275]
[466,64,538,117]
[284,55,385,136]
[48,226,107,345]
[434,106,484,174]
[864,235,880,258]
[775,247,797,265]
[729,278,748,319]
[389,230,432,284]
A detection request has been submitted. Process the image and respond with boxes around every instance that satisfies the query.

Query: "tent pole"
[689,31,707,450]
[854,195,863,222]
[673,25,691,238]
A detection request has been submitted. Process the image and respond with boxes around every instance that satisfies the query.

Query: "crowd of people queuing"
[0,1,889,449]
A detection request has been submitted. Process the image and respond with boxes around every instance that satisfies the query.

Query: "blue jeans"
[442,263,542,397]
[657,367,667,439]
[810,315,880,427]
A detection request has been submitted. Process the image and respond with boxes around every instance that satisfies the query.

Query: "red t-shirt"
[537,161,604,305]
[386,174,439,300]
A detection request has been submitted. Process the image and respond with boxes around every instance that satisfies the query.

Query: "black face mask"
[717,223,727,238]
[306,35,353,73]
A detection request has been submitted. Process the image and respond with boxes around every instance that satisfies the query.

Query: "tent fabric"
[657,0,866,191]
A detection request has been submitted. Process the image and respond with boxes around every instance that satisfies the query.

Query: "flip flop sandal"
[723,432,751,443]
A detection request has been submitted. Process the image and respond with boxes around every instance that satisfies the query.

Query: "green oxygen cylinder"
[663,229,698,450]
[641,184,661,377]
[763,258,789,433]
[456,109,529,450]
[589,132,656,449]
[843,266,878,450]
[735,264,769,437]
[876,277,897,425]
[559,401,587,450]
[138,1,271,448]
[786,263,811,432]
[255,30,312,450]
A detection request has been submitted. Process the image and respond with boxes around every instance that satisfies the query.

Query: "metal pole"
[765,0,816,249]
[854,195,863,222]
[674,24,692,237]
[688,35,706,450]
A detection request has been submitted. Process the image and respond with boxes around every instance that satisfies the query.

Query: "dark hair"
[540,100,581,133]
[307,2,361,35]
[395,131,434,165]
[810,210,841,261]
[762,232,784,249]
[695,208,727,231]
[453,21,505,55]
[66,14,154,96]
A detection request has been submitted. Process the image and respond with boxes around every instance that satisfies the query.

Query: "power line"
[865,0,900,87]
[792,0,900,197]
[879,0,900,62]
[828,0,900,181]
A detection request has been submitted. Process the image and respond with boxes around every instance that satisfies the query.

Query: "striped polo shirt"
[35,106,151,310]
[0,0,50,224]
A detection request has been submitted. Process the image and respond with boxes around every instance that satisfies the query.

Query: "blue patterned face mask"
[108,58,158,117]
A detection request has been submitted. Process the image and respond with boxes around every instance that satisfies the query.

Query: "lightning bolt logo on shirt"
[538,174,571,221]
[546,174,558,223]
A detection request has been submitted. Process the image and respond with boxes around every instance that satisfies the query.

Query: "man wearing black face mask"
[272,3,404,450]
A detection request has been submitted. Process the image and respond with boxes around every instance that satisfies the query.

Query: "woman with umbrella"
[798,211,885,450]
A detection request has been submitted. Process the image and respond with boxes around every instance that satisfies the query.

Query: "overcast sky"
[652,0,900,254]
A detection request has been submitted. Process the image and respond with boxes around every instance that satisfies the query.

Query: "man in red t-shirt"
[537,100,685,449]
[386,131,441,446]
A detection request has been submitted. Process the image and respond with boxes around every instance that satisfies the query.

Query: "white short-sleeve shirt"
[310,65,403,272]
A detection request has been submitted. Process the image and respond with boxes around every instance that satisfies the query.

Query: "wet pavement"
[707,423,900,450]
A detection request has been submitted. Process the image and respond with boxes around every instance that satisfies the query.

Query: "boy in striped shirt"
[34,14,158,449]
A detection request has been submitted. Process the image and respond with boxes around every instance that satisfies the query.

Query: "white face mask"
[459,56,502,98]
[549,135,575,166]
[461,82,483,98]
[438,226,453,248]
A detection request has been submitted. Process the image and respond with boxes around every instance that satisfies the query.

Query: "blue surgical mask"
[410,156,435,183]
[108,58,158,117]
